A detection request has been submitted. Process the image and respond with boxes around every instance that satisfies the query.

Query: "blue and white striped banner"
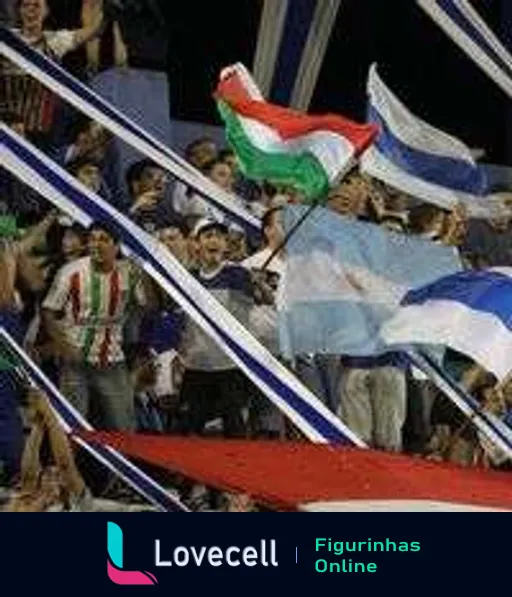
[383,268,512,383]
[417,0,512,100]
[361,64,504,218]
[0,27,260,235]
[0,328,189,512]
[1,124,363,447]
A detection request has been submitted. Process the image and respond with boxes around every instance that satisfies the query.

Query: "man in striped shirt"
[42,223,148,431]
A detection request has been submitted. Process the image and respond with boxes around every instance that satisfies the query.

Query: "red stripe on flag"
[215,72,379,154]
[98,269,120,368]
[76,433,512,512]
[70,271,81,323]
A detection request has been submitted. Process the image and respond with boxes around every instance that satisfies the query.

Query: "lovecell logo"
[107,522,158,586]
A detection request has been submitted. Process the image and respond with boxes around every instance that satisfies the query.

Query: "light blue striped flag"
[279,205,462,358]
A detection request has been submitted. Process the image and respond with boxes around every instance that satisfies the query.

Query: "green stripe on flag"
[217,101,330,202]
[82,271,102,361]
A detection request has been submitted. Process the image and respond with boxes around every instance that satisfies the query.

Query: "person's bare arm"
[128,191,160,215]
[16,211,57,255]
[249,270,275,305]
[42,309,80,363]
[19,424,44,493]
[35,391,86,498]
[0,248,17,310]
[74,3,106,48]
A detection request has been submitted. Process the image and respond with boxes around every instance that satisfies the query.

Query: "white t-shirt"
[12,28,78,59]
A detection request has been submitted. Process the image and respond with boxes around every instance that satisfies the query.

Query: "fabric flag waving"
[215,63,378,202]
[279,205,461,358]
[77,433,512,512]
[381,268,512,382]
[360,64,498,219]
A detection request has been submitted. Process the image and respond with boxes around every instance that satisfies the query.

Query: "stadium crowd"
[1,0,512,511]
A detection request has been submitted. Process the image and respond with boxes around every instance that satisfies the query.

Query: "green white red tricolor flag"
[215,63,379,202]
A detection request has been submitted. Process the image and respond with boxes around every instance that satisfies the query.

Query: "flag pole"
[260,201,318,271]
[259,159,359,271]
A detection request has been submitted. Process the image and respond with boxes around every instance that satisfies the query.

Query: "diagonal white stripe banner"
[0,328,189,512]
[1,124,363,446]
[417,0,512,99]
[0,27,260,233]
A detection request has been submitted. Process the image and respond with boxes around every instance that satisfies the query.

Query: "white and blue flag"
[360,64,499,219]
[278,205,462,358]
[382,268,512,382]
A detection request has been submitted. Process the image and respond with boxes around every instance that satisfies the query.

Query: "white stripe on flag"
[361,146,500,218]
[367,63,477,161]
[360,63,505,218]
[302,500,510,512]
[235,114,354,184]
[382,299,512,382]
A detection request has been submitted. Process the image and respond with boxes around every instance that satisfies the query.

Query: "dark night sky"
[162,0,510,164]
[48,0,510,164]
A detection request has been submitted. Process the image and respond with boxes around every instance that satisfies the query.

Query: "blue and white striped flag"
[417,0,512,100]
[382,268,512,383]
[278,205,462,358]
[360,64,501,219]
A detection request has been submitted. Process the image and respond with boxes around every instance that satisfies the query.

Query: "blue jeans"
[60,363,135,431]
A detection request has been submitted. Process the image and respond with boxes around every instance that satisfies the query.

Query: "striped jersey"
[1,29,77,134]
[43,257,146,367]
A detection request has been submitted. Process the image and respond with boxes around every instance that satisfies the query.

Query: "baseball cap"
[192,217,229,238]
[228,222,246,236]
